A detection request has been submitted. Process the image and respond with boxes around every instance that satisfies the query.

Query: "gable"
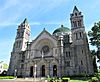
[31,29,58,50]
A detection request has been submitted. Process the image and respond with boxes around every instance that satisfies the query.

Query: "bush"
[88,77,99,82]
[62,77,70,82]
[46,76,63,82]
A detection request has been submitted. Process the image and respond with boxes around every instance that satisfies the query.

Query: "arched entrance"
[30,66,33,77]
[53,65,57,76]
[41,65,45,77]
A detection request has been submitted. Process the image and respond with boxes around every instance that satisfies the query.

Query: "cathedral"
[8,6,94,77]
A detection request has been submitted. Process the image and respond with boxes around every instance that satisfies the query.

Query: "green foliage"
[46,76,51,82]
[70,80,88,82]
[88,21,100,60]
[46,76,99,82]
[91,50,97,56]
[62,77,70,80]
[3,63,8,69]
[95,73,100,81]
[92,55,98,72]
[88,77,99,82]
[88,21,100,47]
[0,76,15,79]
[98,69,100,73]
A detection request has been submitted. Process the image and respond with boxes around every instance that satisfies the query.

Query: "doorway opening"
[30,66,33,77]
[41,65,45,77]
[53,65,57,76]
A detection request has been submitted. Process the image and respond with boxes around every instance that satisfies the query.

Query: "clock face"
[41,45,49,55]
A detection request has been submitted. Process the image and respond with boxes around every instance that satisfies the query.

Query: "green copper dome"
[53,25,70,34]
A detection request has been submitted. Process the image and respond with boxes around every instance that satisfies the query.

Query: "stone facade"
[8,6,94,77]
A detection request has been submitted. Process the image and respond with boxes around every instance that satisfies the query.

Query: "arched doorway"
[30,66,33,77]
[41,65,45,77]
[53,65,57,76]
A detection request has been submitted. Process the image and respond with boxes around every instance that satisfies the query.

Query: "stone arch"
[51,59,59,77]
[31,38,57,58]
[53,65,57,76]
[36,59,47,77]
[41,65,45,77]
[34,38,57,50]
[30,66,33,77]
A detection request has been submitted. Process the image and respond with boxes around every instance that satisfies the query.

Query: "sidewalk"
[14,77,45,82]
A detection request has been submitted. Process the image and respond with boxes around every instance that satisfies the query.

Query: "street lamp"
[34,63,37,81]
[41,50,44,59]
[14,69,17,78]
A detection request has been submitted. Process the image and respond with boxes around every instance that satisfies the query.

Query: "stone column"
[58,35,64,77]
[47,60,50,77]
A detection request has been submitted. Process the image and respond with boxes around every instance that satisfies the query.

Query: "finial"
[61,25,63,27]
[73,6,79,12]
[43,28,45,30]
[23,18,28,24]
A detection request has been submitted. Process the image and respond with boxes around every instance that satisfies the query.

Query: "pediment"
[34,29,57,42]
[31,29,58,49]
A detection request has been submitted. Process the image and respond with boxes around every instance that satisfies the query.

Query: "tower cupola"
[13,18,30,52]
[70,6,84,30]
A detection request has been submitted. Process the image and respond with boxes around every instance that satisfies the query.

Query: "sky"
[0,0,100,64]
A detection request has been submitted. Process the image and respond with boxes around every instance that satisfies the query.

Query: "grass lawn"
[46,76,91,82]
[69,77,90,82]
[46,74,100,82]
[0,76,15,79]
[70,80,88,82]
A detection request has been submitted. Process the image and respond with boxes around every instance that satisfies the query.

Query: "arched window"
[73,21,74,27]
[76,33,78,39]
[66,61,70,67]
[75,13,77,16]
[81,60,83,65]
[82,50,84,54]
[55,49,57,54]
[16,42,18,48]
[66,51,70,57]
[80,32,82,37]
[78,20,81,27]
[74,21,77,27]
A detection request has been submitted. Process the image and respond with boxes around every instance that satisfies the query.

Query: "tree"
[91,50,98,72]
[88,21,100,60]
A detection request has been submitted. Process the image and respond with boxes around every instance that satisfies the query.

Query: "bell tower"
[13,18,30,52]
[8,18,30,76]
[70,6,85,42]
[70,6,84,29]
[70,6,94,75]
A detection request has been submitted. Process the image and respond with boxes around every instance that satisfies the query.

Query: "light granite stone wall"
[8,7,94,77]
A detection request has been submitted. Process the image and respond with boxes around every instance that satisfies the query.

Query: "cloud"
[0,0,70,28]
[0,0,34,27]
